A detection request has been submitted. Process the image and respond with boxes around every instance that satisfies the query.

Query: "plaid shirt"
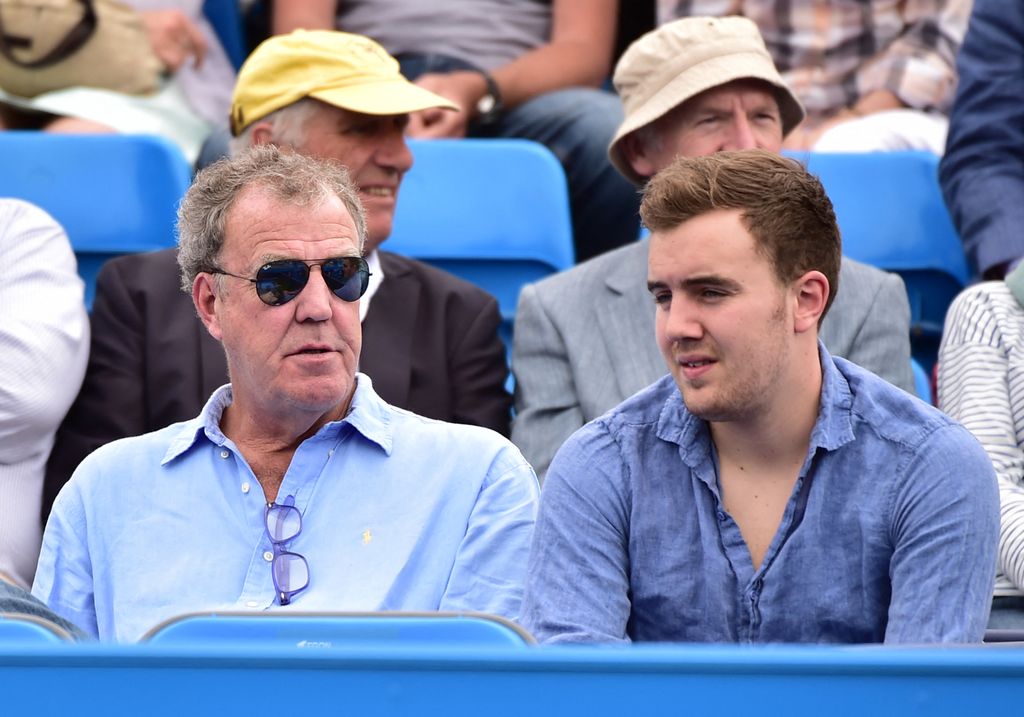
[660,0,971,123]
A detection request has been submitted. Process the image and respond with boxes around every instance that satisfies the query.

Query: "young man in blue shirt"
[521,150,998,644]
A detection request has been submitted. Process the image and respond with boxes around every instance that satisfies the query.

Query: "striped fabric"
[938,282,1024,597]
[661,0,971,125]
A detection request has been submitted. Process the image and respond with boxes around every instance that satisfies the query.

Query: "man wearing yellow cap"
[44,31,513,517]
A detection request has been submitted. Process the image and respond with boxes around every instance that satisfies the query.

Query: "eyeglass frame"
[264,494,310,606]
[206,256,371,306]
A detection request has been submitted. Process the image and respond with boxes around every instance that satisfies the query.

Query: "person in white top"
[0,199,89,588]
[939,263,1024,628]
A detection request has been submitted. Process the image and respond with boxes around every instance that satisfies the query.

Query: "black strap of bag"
[0,0,98,69]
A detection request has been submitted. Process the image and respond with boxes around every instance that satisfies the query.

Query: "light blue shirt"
[522,344,1000,644]
[33,374,539,642]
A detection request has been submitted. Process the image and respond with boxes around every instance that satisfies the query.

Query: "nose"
[662,296,705,343]
[724,109,758,151]
[378,128,414,174]
[292,265,336,323]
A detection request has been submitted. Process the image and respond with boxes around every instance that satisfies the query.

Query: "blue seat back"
[0,132,192,308]
[0,614,72,645]
[142,611,534,648]
[800,151,970,369]
[388,139,575,349]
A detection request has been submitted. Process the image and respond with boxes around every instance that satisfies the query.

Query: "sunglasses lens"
[255,261,309,306]
[323,257,369,302]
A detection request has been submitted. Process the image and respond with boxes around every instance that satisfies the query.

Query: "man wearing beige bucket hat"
[511,17,913,479]
[44,30,515,517]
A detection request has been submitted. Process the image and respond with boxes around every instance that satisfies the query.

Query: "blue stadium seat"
[388,139,575,351]
[0,132,192,308]
[202,0,247,70]
[0,614,73,644]
[142,611,535,648]
[799,151,971,371]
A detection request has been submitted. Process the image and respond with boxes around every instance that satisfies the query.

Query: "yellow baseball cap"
[230,30,458,136]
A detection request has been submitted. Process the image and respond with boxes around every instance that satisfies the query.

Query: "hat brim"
[609,53,805,184]
[310,79,459,116]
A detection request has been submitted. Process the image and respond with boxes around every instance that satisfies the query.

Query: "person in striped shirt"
[939,264,1024,628]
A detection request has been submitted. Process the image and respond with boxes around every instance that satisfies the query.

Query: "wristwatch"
[475,71,503,125]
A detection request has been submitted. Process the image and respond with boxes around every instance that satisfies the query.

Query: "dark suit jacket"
[43,248,511,518]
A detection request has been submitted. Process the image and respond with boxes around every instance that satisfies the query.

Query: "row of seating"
[0,133,967,373]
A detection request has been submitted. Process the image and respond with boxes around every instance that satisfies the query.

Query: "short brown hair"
[640,149,841,319]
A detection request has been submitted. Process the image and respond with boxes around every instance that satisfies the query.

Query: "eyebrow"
[647,275,743,293]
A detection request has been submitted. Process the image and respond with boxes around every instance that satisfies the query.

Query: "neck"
[711,341,822,471]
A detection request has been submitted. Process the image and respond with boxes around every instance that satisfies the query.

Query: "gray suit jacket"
[511,239,914,477]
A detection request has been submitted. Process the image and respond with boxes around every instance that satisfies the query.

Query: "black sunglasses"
[209,256,371,306]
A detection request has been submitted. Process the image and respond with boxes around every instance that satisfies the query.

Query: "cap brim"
[310,79,458,116]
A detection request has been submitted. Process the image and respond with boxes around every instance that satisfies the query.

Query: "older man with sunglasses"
[43,30,515,524]
[32,146,539,643]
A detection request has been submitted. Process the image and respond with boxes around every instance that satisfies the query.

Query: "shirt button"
[241,482,250,494]
[263,551,274,562]
[716,510,726,522]
[220,450,230,459]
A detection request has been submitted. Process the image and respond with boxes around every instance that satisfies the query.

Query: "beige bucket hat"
[608,16,805,184]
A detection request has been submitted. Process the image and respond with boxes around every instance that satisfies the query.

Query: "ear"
[621,132,658,180]
[193,272,224,341]
[249,121,274,147]
[792,270,830,334]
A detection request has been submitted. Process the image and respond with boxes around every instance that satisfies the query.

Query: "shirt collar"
[654,340,856,469]
[359,249,384,323]
[161,373,397,466]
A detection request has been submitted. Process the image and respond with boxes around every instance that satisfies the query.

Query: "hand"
[141,9,207,73]
[405,71,487,139]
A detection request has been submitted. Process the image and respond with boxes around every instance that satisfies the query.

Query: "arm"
[939,0,1024,276]
[440,445,539,621]
[843,269,915,395]
[407,0,618,137]
[510,283,586,479]
[141,9,207,72]
[884,422,999,642]
[520,425,633,643]
[270,0,335,34]
[31,477,98,640]
[786,0,969,149]
[0,201,89,586]
[858,0,970,113]
[938,285,1024,591]
[447,292,513,437]
[43,257,149,518]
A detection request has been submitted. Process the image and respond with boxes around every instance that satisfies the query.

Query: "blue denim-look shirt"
[521,344,999,644]
[33,374,539,642]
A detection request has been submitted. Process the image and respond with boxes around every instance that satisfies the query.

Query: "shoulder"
[98,247,179,281]
[380,403,536,482]
[557,375,681,460]
[531,240,646,297]
[837,257,903,293]
[837,358,982,457]
[0,197,61,233]
[943,281,1018,347]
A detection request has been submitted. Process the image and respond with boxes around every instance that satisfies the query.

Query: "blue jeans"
[398,53,641,262]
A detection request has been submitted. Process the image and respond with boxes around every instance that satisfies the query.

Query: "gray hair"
[177,143,367,293]
[228,97,323,157]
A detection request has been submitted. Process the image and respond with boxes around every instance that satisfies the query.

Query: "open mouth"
[362,187,394,198]
[683,360,712,368]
